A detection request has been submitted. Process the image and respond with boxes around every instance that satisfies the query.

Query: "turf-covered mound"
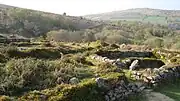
[1,47,62,59]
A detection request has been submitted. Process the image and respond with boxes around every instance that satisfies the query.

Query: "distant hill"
[84,8,180,27]
[0,4,101,37]
[0,4,15,9]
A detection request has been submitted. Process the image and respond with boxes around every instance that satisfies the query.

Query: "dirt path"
[145,90,175,101]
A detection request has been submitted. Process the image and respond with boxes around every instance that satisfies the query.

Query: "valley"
[0,3,180,101]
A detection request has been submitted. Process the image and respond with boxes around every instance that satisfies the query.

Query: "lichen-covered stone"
[69,77,79,85]
[129,60,139,70]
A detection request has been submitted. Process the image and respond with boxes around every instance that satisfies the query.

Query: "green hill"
[84,8,180,28]
[0,4,101,37]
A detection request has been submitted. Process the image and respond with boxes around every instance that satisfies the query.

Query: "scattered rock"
[153,68,159,74]
[132,71,137,75]
[56,77,64,84]
[69,77,79,85]
[105,95,110,101]
[39,94,48,101]
[115,62,126,68]
[120,44,126,49]
[95,74,100,78]
[96,77,107,88]
[129,60,139,70]
[123,59,131,65]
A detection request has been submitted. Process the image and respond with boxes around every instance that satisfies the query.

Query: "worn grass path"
[145,91,175,101]
[145,81,180,101]
[156,84,180,101]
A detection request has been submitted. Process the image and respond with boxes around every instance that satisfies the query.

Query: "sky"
[0,0,179,16]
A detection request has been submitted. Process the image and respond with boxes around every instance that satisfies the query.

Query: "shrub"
[0,46,19,58]
[0,53,7,63]
[19,73,125,101]
[20,79,105,101]
[0,57,94,95]
[144,37,164,48]
[96,62,121,74]
[105,35,132,44]
[52,58,93,83]
[0,96,11,101]
[0,58,56,95]
[71,54,93,66]
[55,80,104,101]
[171,42,180,49]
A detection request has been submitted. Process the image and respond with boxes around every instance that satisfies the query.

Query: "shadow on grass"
[155,81,180,101]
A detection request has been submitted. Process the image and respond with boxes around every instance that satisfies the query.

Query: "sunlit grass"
[155,81,180,101]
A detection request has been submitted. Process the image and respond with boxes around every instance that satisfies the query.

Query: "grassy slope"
[0,4,101,37]
[155,81,180,101]
[85,8,180,25]
[158,85,180,101]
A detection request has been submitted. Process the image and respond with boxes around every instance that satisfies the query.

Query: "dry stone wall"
[96,51,154,59]
[95,76,144,101]
[91,55,165,70]
[131,65,180,87]
[92,50,180,101]
[91,55,126,68]
[128,59,165,70]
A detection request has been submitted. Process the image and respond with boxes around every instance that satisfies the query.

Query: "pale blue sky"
[0,0,179,16]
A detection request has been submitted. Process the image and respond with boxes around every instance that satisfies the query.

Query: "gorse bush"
[0,58,56,95]
[96,62,121,74]
[0,46,19,58]
[52,56,93,82]
[19,79,105,101]
[144,37,164,48]
[0,53,7,63]
[0,57,92,95]
[0,95,11,101]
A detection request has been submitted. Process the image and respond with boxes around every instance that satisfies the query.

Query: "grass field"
[155,81,180,101]
[112,16,180,26]
[143,16,167,25]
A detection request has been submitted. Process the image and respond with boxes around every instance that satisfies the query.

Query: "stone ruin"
[91,51,165,70]
[91,50,180,101]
